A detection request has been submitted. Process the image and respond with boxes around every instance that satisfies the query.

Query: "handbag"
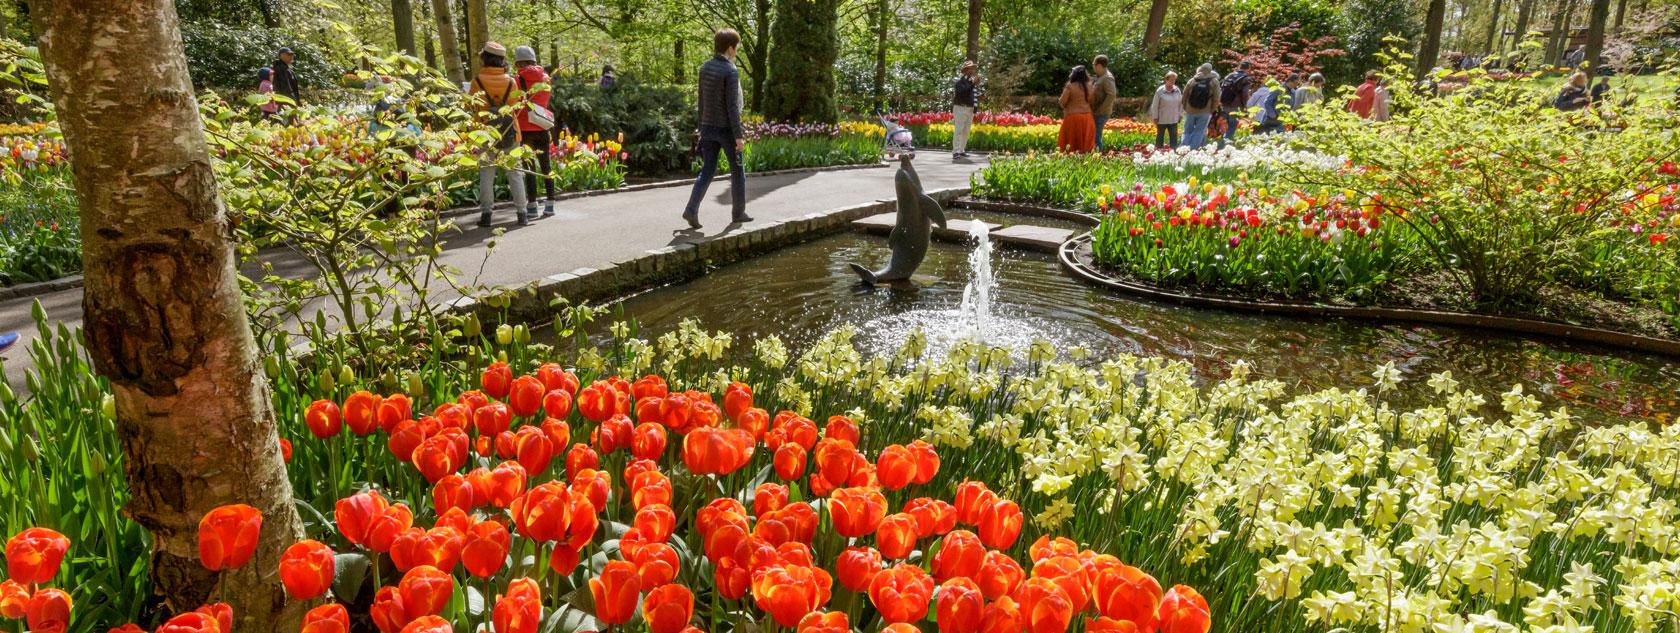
[517,75,556,130]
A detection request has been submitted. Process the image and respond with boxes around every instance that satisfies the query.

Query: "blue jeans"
[684,125,746,218]
[1092,115,1110,151]
[1182,112,1212,148]
[1222,112,1242,145]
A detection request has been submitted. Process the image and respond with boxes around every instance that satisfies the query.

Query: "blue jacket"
[696,55,744,139]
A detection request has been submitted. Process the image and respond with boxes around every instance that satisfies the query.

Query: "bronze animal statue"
[851,153,947,285]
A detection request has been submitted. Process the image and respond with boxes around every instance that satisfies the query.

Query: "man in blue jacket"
[682,28,752,229]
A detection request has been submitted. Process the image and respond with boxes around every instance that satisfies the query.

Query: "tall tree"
[432,0,465,82]
[393,0,417,56]
[964,0,980,61]
[421,0,437,68]
[1484,0,1505,51]
[1545,0,1579,64]
[1583,0,1610,67]
[872,0,887,110]
[1612,0,1628,27]
[751,0,771,109]
[465,0,488,72]
[35,0,307,629]
[1417,0,1447,74]
[1513,0,1536,45]
[764,0,839,123]
[1142,0,1169,57]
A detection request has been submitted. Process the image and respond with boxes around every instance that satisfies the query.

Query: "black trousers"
[521,128,554,202]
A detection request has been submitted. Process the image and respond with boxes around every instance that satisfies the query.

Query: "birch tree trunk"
[34,0,308,630]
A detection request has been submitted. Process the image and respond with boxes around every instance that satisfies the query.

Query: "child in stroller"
[878,108,915,154]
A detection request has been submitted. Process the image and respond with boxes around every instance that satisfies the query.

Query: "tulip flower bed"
[711,122,885,174]
[898,117,1156,155]
[7,317,1680,633]
[548,130,630,192]
[969,151,1250,209]
[0,126,78,286]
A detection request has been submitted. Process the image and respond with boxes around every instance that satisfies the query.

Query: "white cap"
[513,46,537,63]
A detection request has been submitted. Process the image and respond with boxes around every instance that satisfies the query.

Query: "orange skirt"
[1058,112,1096,153]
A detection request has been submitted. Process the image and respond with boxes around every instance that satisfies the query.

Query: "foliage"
[1338,0,1421,79]
[1221,23,1347,81]
[710,121,883,172]
[180,22,345,93]
[546,77,696,176]
[985,25,1160,98]
[548,130,632,191]
[905,118,1158,154]
[0,180,79,286]
[764,0,842,123]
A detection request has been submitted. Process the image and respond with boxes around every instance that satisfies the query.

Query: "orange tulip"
[752,483,789,517]
[813,439,857,485]
[577,381,629,422]
[1087,617,1142,632]
[875,513,919,560]
[462,521,511,578]
[682,426,754,475]
[835,546,882,592]
[481,362,513,399]
[828,487,888,538]
[197,504,262,571]
[548,544,582,576]
[389,527,465,572]
[980,597,1024,633]
[278,540,335,600]
[511,428,552,476]
[633,542,680,588]
[399,615,452,633]
[344,390,382,435]
[377,393,412,433]
[433,474,477,515]
[155,611,219,633]
[631,471,674,510]
[907,440,940,484]
[632,422,668,460]
[738,407,770,440]
[108,625,147,633]
[977,550,1026,599]
[642,584,693,633]
[953,481,996,526]
[796,611,849,633]
[366,503,415,554]
[536,363,578,394]
[697,498,749,541]
[543,390,573,419]
[823,416,860,445]
[714,557,751,600]
[868,563,934,623]
[929,529,984,581]
[388,420,426,464]
[589,560,641,625]
[399,565,454,620]
[0,580,28,619]
[434,403,470,430]
[978,499,1024,549]
[413,434,464,482]
[1092,564,1163,627]
[875,445,916,490]
[493,577,543,633]
[904,498,956,538]
[750,563,830,627]
[459,390,491,414]
[510,482,572,542]
[476,402,514,438]
[1033,555,1090,614]
[768,412,819,450]
[563,494,599,552]
[569,468,611,512]
[301,603,350,633]
[566,443,599,479]
[592,414,632,455]
[936,577,985,633]
[1016,577,1074,633]
[487,461,529,508]
[634,503,677,543]
[305,399,342,439]
[882,625,919,633]
[508,376,545,418]
[24,589,69,633]
[1156,585,1211,633]
[1029,536,1080,564]
[194,603,232,633]
[703,522,750,565]
[774,443,807,481]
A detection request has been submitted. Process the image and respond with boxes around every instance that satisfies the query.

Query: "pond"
[597,218,1680,426]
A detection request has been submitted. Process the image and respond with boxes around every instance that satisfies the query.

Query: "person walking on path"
[470,41,530,228]
[1181,63,1220,149]
[1089,55,1117,152]
[1147,71,1184,148]
[514,45,556,220]
[272,47,301,109]
[1056,66,1096,153]
[1292,72,1324,109]
[682,28,752,229]
[951,61,981,158]
[1349,70,1380,119]
[1218,60,1252,146]
[256,67,280,120]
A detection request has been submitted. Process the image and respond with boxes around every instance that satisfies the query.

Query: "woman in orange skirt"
[1057,65,1096,153]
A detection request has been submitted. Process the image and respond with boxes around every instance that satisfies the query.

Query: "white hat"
[513,46,537,63]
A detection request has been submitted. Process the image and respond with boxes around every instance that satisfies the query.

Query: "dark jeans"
[684,126,746,217]
[1155,123,1179,148]
[1092,115,1110,151]
[521,128,554,203]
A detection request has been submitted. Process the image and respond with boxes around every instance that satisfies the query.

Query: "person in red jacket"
[1348,70,1380,119]
[513,45,556,219]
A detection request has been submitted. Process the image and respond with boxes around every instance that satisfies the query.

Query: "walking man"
[951,61,980,158]
[1181,63,1220,149]
[1089,55,1117,152]
[1218,60,1252,146]
[682,28,751,229]
[272,46,301,108]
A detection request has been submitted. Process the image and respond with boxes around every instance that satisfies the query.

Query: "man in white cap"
[469,41,529,227]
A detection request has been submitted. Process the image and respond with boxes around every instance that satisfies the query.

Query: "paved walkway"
[0,156,988,387]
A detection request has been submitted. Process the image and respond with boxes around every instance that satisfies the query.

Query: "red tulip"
[631,471,674,510]
[835,546,883,592]
[631,375,669,401]
[632,542,680,588]
[278,540,334,600]
[634,503,677,543]
[752,483,789,517]
[751,563,830,627]
[1029,536,1080,564]
[108,625,147,633]
[510,427,552,476]
[390,527,465,572]
[868,563,934,623]
[399,615,452,633]
[1092,564,1163,627]
[814,439,858,485]
[543,390,573,419]
[1017,577,1074,633]
[642,584,693,633]
[481,362,513,399]
[596,414,634,454]
[978,499,1024,549]
[931,529,984,582]
[433,474,476,515]
[589,560,641,624]
[905,497,957,538]
[493,577,543,633]
[981,597,1024,633]
[632,422,668,460]
[563,491,600,552]
[413,434,464,482]
[462,521,512,578]
[1157,585,1211,633]
[508,376,545,418]
[475,402,514,438]
[197,504,262,570]
[1087,617,1142,632]
[336,490,389,547]
[344,390,382,435]
[279,437,293,463]
[388,420,426,464]
[682,426,754,475]
[906,440,939,483]
[156,612,218,633]
[1034,555,1090,614]
[535,363,578,394]
[937,577,985,633]
[738,407,771,440]
[577,381,629,421]
[399,565,454,620]
[977,550,1026,599]
[510,482,572,542]
[301,604,350,633]
[774,443,807,481]
[953,481,996,525]
[876,513,919,560]
[722,382,753,422]
[304,399,342,438]
[875,445,916,490]
[24,589,70,633]
[796,611,849,633]
[0,580,28,619]
[565,443,599,479]
[828,487,888,538]
[366,503,415,554]
[377,393,412,433]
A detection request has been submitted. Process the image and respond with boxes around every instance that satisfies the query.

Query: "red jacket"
[1348,80,1377,118]
[515,65,552,132]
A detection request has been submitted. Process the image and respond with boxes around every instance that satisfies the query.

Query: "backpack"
[474,77,518,148]
[1186,77,1214,110]
[1219,72,1247,107]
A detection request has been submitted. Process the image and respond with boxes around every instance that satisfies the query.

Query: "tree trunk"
[1142,0,1169,57]
[392,0,417,56]
[254,0,279,27]
[764,0,841,123]
[1417,0,1447,75]
[750,0,772,111]
[1513,0,1536,48]
[1583,0,1610,68]
[1546,0,1578,64]
[421,1,437,70]
[1612,0,1628,27]
[964,0,981,61]
[465,0,488,73]
[674,38,685,84]
[872,0,887,111]
[431,0,464,83]
[35,1,307,631]
[1484,0,1504,52]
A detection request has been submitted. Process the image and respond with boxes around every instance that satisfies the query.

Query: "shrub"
[763,0,842,123]
[180,22,344,93]
[986,25,1160,98]
[546,77,695,176]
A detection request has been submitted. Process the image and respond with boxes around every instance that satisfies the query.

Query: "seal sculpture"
[850,153,947,285]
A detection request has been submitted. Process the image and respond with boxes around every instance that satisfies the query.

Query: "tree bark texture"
[964,0,981,61]
[432,0,465,83]
[393,0,417,56]
[674,38,685,84]
[750,0,772,111]
[872,0,887,110]
[1417,0,1447,74]
[1612,0,1627,28]
[465,0,488,73]
[1484,0,1504,52]
[1513,0,1535,47]
[1143,0,1169,57]
[1583,0,1609,68]
[34,0,308,630]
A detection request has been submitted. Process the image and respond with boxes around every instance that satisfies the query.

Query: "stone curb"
[439,162,890,219]
[1058,232,1680,359]
[0,275,83,301]
[953,198,1100,227]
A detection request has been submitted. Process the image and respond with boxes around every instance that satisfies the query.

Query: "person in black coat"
[272,47,301,107]
[680,29,750,229]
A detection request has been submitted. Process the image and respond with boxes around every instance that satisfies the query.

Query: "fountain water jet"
[958,220,994,341]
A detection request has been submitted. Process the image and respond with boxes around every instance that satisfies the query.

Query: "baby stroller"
[878,107,915,154]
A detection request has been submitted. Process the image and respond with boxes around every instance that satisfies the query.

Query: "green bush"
[986,25,1160,98]
[546,76,696,176]
[764,0,842,123]
[0,179,80,286]
[180,22,344,92]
